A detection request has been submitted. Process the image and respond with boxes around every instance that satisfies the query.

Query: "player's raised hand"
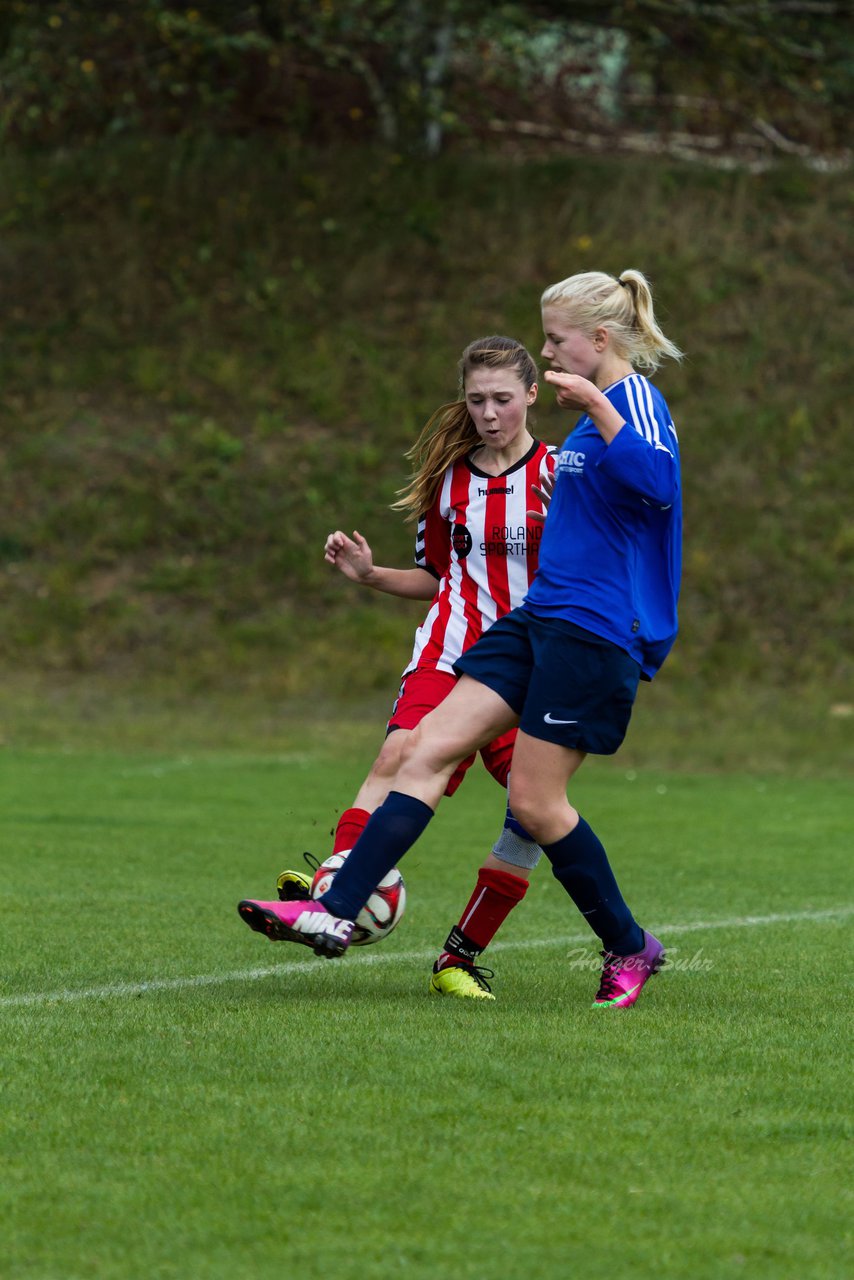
[544,369,598,411]
[324,530,375,584]
[527,468,555,525]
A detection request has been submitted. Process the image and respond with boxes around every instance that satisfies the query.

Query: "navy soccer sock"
[318,790,433,920]
[544,817,644,955]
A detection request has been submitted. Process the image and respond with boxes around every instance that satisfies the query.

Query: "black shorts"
[453,608,640,755]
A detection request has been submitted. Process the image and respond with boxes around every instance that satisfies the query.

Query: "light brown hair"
[392,336,538,519]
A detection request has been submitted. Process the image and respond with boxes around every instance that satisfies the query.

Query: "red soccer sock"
[437,866,529,969]
[332,807,371,855]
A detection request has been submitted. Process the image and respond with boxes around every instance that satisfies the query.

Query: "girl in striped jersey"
[271,337,555,967]
[242,270,685,1012]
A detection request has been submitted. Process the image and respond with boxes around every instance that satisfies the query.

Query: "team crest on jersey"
[451,524,473,558]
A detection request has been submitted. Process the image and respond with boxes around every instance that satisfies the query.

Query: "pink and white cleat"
[592,931,665,1009]
[237,898,354,958]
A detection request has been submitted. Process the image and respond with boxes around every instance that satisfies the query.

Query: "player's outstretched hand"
[527,469,555,524]
[544,369,598,411]
[324,530,375,584]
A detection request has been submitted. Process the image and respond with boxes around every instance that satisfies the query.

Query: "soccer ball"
[310,850,406,946]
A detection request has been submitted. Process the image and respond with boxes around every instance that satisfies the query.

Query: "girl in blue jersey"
[242,269,683,1010]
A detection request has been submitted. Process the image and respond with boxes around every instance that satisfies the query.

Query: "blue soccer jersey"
[524,373,681,679]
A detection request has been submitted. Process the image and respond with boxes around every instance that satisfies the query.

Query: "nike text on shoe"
[429,963,495,1001]
[238,898,354,959]
[592,931,665,1009]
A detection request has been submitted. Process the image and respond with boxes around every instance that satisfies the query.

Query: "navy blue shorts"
[453,608,640,755]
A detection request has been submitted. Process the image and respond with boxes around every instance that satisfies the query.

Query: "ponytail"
[542,270,683,372]
[617,270,684,371]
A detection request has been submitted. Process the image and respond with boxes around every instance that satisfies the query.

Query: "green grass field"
[1,730,851,1280]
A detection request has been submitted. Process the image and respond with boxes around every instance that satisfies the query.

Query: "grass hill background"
[0,138,851,768]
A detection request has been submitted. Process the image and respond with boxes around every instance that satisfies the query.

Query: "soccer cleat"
[592,931,665,1009]
[429,962,496,1001]
[276,851,320,901]
[275,869,313,901]
[237,898,354,959]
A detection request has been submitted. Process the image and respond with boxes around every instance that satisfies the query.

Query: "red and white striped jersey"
[405,439,556,676]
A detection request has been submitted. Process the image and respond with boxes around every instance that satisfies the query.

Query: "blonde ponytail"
[617,270,684,370]
[542,270,683,372]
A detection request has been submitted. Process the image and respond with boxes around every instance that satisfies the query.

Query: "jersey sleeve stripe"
[641,376,670,453]
[625,376,653,445]
[414,516,427,568]
[626,375,673,458]
[639,377,660,447]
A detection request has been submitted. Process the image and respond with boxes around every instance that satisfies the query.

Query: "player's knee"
[507,785,571,844]
[400,721,459,781]
[507,798,541,839]
[368,732,407,783]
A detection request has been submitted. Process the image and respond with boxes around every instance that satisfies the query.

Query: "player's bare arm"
[324,530,436,600]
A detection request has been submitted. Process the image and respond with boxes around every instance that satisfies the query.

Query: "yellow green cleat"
[275,868,313,901]
[429,963,495,1001]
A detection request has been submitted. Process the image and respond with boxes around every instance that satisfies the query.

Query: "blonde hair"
[392,336,538,519]
[541,269,683,372]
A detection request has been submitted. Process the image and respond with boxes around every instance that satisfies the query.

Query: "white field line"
[2,905,852,1010]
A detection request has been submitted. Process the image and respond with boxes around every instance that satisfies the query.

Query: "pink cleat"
[237,898,354,958]
[592,931,665,1009]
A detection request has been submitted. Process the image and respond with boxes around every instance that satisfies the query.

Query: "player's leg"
[498,737,649,962]
[509,730,663,1005]
[316,675,518,920]
[276,797,392,902]
[429,830,539,1001]
[309,733,407,883]
[239,675,519,954]
[509,622,664,1007]
[430,731,539,1001]
[240,613,532,957]
[275,668,441,901]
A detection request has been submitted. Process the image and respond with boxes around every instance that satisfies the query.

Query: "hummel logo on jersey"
[477,484,515,496]
[543,713,578,725]
[558,449,586,475]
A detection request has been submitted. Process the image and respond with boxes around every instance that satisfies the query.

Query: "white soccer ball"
[311,849,406,946]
